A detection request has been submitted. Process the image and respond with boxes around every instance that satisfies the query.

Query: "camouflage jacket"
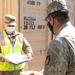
[44,21,75,75]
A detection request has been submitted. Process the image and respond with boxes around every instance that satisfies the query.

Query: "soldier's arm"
[44,39,69,75]
[22,37,33,54]
[22,36,33,59]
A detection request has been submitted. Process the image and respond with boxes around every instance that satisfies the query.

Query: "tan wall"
[0,0,18,31]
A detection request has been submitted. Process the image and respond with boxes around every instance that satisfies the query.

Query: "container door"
[66,0,74,26]
[19,0,49,71]
[73,0,75,26]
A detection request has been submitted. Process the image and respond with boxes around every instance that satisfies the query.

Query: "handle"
[37,49,47,54]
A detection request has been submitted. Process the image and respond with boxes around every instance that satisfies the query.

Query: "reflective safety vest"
[0,31,24,71]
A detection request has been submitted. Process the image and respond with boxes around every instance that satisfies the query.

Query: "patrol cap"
[45,0,68,20]
[4,14,16,26]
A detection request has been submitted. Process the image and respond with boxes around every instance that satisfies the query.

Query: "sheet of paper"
[5,52,29,64]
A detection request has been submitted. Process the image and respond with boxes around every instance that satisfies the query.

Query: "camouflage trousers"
[0,70,22,75]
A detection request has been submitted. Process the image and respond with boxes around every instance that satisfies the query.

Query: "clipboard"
[5,52,29,64]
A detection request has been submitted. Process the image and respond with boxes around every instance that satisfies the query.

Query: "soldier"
[0,14,33,75]
[44,0,75,75]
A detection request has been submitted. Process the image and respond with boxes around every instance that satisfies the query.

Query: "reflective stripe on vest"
[0,32,5,46]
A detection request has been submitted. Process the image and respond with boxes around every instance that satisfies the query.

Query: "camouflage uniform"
[44,0,75,75]
[44,21,75,75]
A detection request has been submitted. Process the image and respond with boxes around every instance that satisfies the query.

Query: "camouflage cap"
[4,14,16,26]
[47,0,68,16]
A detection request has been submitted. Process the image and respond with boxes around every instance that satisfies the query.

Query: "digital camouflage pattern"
[47,0,68,15]
[44,21,75,75]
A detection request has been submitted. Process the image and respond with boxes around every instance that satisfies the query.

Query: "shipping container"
[0,0,75,71]
[74,0,75,26]
[19,0,50,71]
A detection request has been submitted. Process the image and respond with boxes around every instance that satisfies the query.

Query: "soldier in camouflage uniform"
[44,0,75,75]
[0,14,33,75]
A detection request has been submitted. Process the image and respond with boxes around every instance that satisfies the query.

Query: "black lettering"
[24,16,37,30]
[37,1,41,6]
[29,25,36,30]
[24,25,28,30]
[37,25,42,29]
[27,0,35,5]
[37,25,45,29]
[28,21,34,25]
[24,16,36,21]
[24,21,28,25]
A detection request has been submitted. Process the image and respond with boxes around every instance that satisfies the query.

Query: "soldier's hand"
[26,53,33,61]
[3,56,10,63]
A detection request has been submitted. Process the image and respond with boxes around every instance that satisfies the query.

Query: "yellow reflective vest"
[0,31,24,71]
